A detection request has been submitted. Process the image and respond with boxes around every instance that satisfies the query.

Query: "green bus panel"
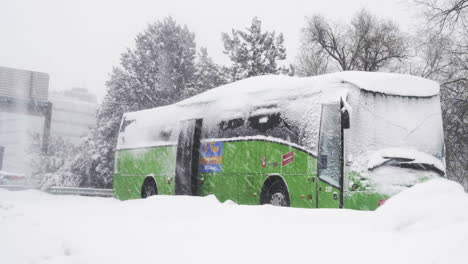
[114,146,177,199]
[316,180,341,208]
[198,140,317,208]
[114,174,146,200]
[344,192,387,211]
[114,140,347,210]
[117,146,177,176]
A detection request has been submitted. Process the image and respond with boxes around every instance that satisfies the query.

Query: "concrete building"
[49,88,98,144]
[0,66,51,175]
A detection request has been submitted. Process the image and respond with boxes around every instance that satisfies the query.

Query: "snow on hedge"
[1,178,467,264]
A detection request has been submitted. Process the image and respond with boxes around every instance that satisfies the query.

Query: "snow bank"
[1,178,467,264]
[377,178,468,231]
[375,179,468,264]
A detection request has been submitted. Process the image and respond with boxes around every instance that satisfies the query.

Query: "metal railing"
[48,187,113,197]
[0,185,113,197]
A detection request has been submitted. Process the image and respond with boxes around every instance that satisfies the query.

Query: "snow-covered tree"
[119,16,198,108]
[411,0,468,190]
[28,133,80,186]
[87,17,198,187]
[185,47,230,97]
[222,17,287,80]
[59,17,226,188]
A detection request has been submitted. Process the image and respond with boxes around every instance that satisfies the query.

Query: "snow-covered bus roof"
[330,71,439,97]
[177,71,440,107]
[126,71,440,121]
[118,71,441,150]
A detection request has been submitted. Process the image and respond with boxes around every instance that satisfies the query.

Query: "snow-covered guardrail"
[47,186,113,197]
[0,185,114,197]
[0,185,38,191]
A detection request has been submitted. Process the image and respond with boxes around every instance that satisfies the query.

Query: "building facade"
[0,66,50,175]
[49,88,98,144]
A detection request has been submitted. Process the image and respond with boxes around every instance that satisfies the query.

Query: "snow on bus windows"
[208,110,301,146]
[247,113,300,145]
[248,113,281,133]
[218,118,244,137]
[118,115,178,148]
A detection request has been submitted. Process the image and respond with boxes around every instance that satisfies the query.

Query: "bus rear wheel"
[141,178,157,198]
[261,179,290,207]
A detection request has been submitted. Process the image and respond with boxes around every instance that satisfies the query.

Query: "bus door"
[175,119,203,195]
[317,103,344,208]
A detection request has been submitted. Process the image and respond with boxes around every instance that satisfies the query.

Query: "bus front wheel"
[141,178,158,198]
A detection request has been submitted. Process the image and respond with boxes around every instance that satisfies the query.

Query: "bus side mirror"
[341,109,350,129]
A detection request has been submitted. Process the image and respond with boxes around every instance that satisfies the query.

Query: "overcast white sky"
[0,0,419,101]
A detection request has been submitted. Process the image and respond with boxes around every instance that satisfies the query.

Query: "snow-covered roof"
[177,71,440,107]
[332,71,440,97]
[176,74,328,107]
[118,72,441,150]
[127,71,439,121]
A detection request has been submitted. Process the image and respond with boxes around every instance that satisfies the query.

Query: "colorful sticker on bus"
[200,141,223,173]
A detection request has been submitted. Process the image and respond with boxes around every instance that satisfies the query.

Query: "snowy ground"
[1,178,468,264]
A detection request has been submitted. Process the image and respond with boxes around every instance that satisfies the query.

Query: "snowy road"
[1,178,468,264]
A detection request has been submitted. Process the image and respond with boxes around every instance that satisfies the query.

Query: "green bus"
[114,71,445,210]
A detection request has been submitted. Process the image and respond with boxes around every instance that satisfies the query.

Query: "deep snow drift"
[1,178,468,264]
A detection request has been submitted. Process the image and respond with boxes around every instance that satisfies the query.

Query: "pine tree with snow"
[61,17,226,188]
[86,17,198,187]
[185,47,230,97]
[119,16,198,108]
[222,17,287,80]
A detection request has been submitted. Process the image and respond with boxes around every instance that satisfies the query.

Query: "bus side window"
[147,125,177,143]
[220,118,244,131]
[248,113,300,144]
[215,118,245,138]
[248,114,281,133]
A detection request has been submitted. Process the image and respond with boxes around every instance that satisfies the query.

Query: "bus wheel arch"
[260,175,290,207]
[141,176,158,198]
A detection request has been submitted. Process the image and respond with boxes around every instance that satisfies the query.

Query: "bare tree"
[407,31,454,78]
[301,9,408,72]
[414,0,468,30]
[440,34,468,189]
[412,0,468,189]
[302,15,353,71]
[295,44,329,76]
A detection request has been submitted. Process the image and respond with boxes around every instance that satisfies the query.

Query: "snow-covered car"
[0,171,27,185]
